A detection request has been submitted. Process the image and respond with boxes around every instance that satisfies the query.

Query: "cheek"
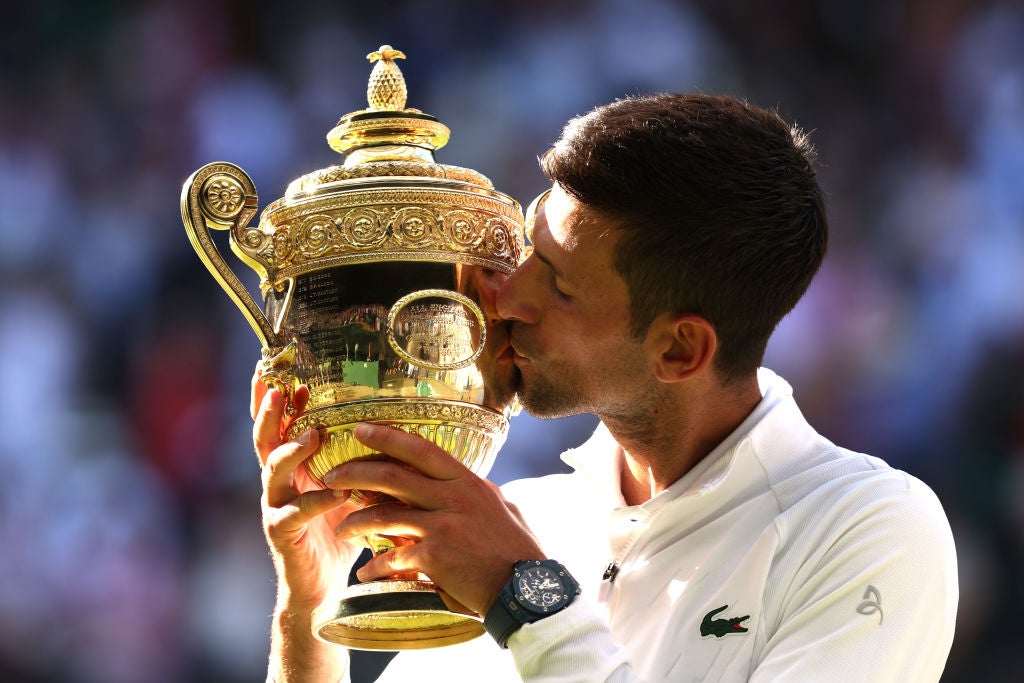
[564,313,633,361]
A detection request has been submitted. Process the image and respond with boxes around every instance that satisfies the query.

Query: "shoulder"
[769,446,954,553]
[746,397,952,543]
[785,447,949,529]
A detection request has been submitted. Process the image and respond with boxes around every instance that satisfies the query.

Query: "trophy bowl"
[180,45,524,650]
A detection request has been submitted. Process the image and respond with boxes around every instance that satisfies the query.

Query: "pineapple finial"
[366,45,407,111]
[326,44,449,158]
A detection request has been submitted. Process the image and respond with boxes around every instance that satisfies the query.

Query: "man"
[253,93,958,681]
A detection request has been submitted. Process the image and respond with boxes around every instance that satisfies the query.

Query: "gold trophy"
[180,46,524,650]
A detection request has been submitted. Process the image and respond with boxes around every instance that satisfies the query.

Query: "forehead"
[529,186,632,318]
[531,185,614,262]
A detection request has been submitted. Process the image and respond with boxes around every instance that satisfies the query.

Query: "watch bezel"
[511,559,578,616]
[485,559,580,649]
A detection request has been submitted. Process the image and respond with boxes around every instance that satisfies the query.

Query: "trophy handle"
[180,162,278,348]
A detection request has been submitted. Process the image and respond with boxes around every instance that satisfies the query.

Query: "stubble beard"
[509,323,586,418]
[511,325,657,425]
[512,360,589,419]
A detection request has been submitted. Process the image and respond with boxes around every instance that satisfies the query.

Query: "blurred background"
[1,0,1021,680]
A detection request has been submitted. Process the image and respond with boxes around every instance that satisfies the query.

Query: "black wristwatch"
[484,559,581,648]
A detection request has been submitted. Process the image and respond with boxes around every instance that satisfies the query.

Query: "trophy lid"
[326,45,451,160]
[282,45,494,193]
[235,45,524,289]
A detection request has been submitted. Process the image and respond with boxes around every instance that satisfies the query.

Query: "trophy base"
[312,579,484,650]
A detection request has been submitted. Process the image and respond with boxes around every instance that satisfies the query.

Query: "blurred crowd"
[1,0,1021,680]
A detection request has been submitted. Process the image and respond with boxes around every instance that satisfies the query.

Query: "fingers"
[356,543,420,583]
[252,363,310,438]
[263,427,321,508]
[282,385,311,433]
[323,458,459,511]
[264,486,352,538]
[294,384,311,413]
[340,508,435,583]
[253,387,287,466]
[333,501,432,543]
[250,366,266,421]
[352,423,468,480]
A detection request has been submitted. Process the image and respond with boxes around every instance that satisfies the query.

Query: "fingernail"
[354,423,376,439]
[297,429,314,446]
[332,488,349,500]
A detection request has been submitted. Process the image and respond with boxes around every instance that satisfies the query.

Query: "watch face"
[516,564,566,612]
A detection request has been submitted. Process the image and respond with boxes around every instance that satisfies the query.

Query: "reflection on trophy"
[180,45,524,649]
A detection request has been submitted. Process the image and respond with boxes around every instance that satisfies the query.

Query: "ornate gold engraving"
[201,175,245,220]
[287,163,493,196]
[289,399,508,485]
[385,289,486,372]
[288,399,508,437]
[248,198,523,279]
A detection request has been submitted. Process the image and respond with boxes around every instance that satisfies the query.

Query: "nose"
[495,259,539,324]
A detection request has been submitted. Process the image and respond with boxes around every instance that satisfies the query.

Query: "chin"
[516,387,586,420]
[482,365,522,414]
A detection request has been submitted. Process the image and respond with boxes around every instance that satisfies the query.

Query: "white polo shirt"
[371,369,958,681]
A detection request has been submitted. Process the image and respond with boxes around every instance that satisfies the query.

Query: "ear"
[644,314,717,383]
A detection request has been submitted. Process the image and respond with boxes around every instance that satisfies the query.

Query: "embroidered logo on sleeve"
[857,585,883,625]
[700,605,750,637]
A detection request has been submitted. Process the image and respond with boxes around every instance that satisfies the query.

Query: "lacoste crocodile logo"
[700,605,750,638]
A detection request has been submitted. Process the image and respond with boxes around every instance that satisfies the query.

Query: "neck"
[605,375,761,507]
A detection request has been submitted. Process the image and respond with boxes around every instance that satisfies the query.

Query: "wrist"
[270,599,348,683]
[275,585,327,614]
[479,566,515,618]
[484,559,581,648]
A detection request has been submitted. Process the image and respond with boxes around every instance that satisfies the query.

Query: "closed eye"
[552,275,573,300]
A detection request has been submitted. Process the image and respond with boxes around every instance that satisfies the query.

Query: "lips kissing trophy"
[180,46,524,650]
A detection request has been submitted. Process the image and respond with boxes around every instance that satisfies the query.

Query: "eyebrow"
[525,188,576,284]
[527,213,571,280]
[531,245,566,279]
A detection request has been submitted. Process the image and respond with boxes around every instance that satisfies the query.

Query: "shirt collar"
[560,368,795,511]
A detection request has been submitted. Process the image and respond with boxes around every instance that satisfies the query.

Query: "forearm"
[268,591,348,683]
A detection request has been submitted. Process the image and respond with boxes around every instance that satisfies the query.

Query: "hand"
[324,423,545,616]
[251,370,362,609]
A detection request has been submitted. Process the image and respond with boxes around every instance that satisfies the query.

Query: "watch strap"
[483,559,580,649]
[483,592,524,649]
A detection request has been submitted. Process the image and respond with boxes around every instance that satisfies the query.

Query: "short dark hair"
[540,93,827,382]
